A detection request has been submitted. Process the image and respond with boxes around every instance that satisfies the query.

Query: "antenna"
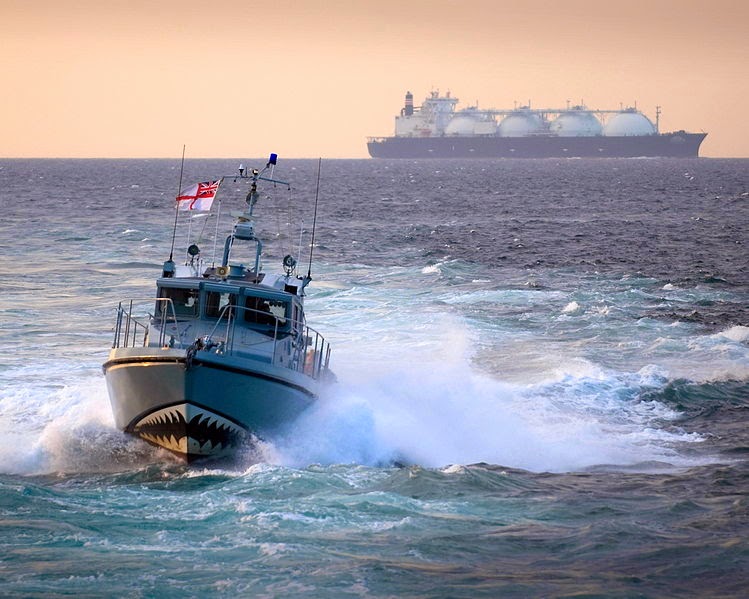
[306,158,322,279]
[168,145,186,262]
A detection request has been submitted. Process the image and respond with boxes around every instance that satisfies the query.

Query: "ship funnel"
[404,91,414,117]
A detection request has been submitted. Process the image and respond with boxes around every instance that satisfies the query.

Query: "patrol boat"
[103,155,333,462]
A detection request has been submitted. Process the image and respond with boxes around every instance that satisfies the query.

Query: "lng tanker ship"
[367,91,706,159]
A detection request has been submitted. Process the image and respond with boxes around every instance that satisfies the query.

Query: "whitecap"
[562,301,583,314]
[716,325,749,343]
[421,264,441,274]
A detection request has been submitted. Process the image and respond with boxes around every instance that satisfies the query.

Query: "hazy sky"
[2,0,747,158]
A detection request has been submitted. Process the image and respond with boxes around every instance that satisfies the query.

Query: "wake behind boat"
[103,155,334,462]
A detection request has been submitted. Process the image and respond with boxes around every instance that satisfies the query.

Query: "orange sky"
[1,0,747,158]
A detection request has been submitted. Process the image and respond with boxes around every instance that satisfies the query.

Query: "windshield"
[244,296,288,327]
[158,286,199,317]
[205,291,237,318]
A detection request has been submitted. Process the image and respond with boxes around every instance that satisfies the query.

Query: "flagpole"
[211,178,224,267]
[168,145,186,262]
[185,214,194,263]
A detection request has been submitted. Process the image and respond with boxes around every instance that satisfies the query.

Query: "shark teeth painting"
[130,404,246,460]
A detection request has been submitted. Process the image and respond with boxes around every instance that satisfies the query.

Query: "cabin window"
[244,296,288,327]
[159,287,199,317]
[205,291,237,318]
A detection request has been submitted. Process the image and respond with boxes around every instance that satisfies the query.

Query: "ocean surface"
[1,157,748,597]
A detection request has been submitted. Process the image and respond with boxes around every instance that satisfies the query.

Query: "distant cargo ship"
[367,91,706,159]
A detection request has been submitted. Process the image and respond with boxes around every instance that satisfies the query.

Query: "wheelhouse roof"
[157,277,301,303]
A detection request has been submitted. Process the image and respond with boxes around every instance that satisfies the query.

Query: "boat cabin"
[154,278,305,341]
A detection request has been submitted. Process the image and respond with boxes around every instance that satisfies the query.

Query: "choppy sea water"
[0,157,748,597]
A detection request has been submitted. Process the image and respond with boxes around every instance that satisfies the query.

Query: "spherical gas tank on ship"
[604,111,656,136]
[550,111,603,137]
[498,112,544,137]
[473,120,497,135]
[445,115,478,136]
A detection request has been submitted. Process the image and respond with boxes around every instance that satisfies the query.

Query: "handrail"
[206,303,330,378]
[111,298,331,380]
[151,298,181,347]
[111,298,180,349]
[206,304,282,353]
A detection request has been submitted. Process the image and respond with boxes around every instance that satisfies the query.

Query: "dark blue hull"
[368,132,707,159]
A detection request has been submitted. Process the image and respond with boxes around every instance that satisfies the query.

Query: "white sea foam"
[268,266,749,472]
[0,375,165,475]
[421,264,441,274]
[717,325,749,343]
[562,301,583,314]
[269,329,705,473]
[270,362,703,473]
[637,329,749,383]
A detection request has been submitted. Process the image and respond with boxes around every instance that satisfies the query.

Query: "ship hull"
[103,347,316,462]
[368,132,707,159]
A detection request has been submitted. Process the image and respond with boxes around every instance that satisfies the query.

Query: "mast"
[163,145,186,278]
[222,154,290,277]
[306,158,322,280]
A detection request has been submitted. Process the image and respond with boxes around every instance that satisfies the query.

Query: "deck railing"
[111,299,332,380]
[208,303,332,379]
[112,298,179,349]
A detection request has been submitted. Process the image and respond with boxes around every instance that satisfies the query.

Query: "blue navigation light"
[268,153,278,165]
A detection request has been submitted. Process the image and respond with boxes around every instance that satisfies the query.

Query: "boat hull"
[103,347,316,462]
[367,132,707,159]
